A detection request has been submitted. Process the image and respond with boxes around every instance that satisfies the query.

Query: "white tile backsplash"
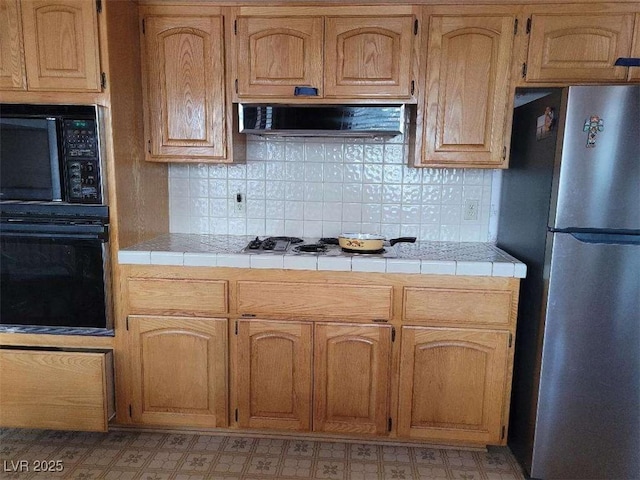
[169,136,497,241]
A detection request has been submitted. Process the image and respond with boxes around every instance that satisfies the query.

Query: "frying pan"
[338,233,416,253]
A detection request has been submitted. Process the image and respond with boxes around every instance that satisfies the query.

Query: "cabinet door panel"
[398,327,509,444]
[421,16,513,167]
[527,14,634,82]
[314,323,391,435]
[130,316,227,428]
[325,16,413,98]
[144,15,226,159]
[237,320,312,431]
[20,0,100,91]
[237,16,323,97]
[627,14,640,82]
[0,0,25,90]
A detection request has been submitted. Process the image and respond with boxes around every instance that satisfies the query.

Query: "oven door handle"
[0,222,109,241]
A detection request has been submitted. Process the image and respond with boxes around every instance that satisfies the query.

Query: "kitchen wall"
[168,134,499,241]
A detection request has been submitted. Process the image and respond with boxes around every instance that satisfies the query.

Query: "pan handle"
[389,237,417,246]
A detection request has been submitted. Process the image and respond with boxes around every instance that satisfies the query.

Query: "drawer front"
[128,278,228,317]
[0,349,114,432]
[403,287,513,327]
[237,281,393,321]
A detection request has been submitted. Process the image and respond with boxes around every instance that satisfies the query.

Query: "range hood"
[238,104,405,137]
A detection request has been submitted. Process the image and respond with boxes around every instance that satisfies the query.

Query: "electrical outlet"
[235,192,245,213]
[463,199,480,221]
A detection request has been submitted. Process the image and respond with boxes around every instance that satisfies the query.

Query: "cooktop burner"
[243,236,303,253]
[293,243,328,253]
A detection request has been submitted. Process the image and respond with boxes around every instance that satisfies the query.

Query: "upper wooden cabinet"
[525,13,636,83]
[0,0,25,90]
[235,14,416,100]
[324,16,415,98]
[418,15,515,168]
[0,0,101,92]
[237,16,323,98]
[141,13,227,161]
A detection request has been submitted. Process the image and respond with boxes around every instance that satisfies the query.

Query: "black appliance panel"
[0,220,109,330]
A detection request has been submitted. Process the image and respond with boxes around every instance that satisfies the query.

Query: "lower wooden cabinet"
[236,320,313,431]
[398,327,510,444]
[0,348,114,432]
[314,323,391,435]
[129,315,228,428]
[235,320,392,436]
[120,266,520,446]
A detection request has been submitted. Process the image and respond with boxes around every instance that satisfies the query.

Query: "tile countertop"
[118,234,527,278]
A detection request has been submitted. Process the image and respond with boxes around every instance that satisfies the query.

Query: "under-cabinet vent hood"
[238,104,405,137]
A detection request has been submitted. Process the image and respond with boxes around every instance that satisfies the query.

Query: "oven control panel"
[62,119,101,203]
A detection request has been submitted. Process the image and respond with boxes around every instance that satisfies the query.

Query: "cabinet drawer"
[127,278,228,316]
[403,287,513,327]
[0,348,114,432]
[237,281,393,320]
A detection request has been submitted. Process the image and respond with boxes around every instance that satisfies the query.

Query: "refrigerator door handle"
[570,232,640,246]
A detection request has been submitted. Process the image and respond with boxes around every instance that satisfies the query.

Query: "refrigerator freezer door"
[531,232,640,479]
[552,85,640,232]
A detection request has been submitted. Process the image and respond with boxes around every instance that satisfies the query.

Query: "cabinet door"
[237,16,323,98]
[628,14,640,82]
[314,323,392,435]
[20,0,100,91]
[526,14,634,82]
[0,0,25,90]
[420,15,514,168]
[130,316,227,428]
[324,16,414,98]
[143,15,226,160]
[398,327,510,444]
[237,320,312,431]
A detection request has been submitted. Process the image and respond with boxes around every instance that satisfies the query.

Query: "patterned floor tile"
[179,453,217,472]
[316,442,346,460]
[286,440,314,457]
[349,443,380,461]
[313,460,345,479]
[147,450,185,470]
[212,453,250,474]
[246,456,281,476]
[0,428,526,480]
[281,458,313,477]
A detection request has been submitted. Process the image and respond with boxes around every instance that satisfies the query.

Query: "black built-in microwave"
[0,104,103,204]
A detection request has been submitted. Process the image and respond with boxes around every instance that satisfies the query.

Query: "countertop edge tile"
[150,251,185,266]
[514,263,528,278]
[386,259,422,274]
[250,255,285,269]
[456,261,493,276]
[492,262,515,277]
[118,250,151,265]
[351,257,387,273]
[420,260,456,275]
[184,252,218,267]
[284,256,319,271]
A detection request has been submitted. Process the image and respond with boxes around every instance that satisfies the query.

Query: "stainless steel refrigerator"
[497,85,640,480]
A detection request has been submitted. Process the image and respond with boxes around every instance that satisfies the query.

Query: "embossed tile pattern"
[0,429,525,480]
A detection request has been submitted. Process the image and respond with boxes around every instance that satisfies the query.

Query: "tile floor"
[0,428,526,480]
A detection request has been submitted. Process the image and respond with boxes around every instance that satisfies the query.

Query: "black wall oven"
[0,104,112,334]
